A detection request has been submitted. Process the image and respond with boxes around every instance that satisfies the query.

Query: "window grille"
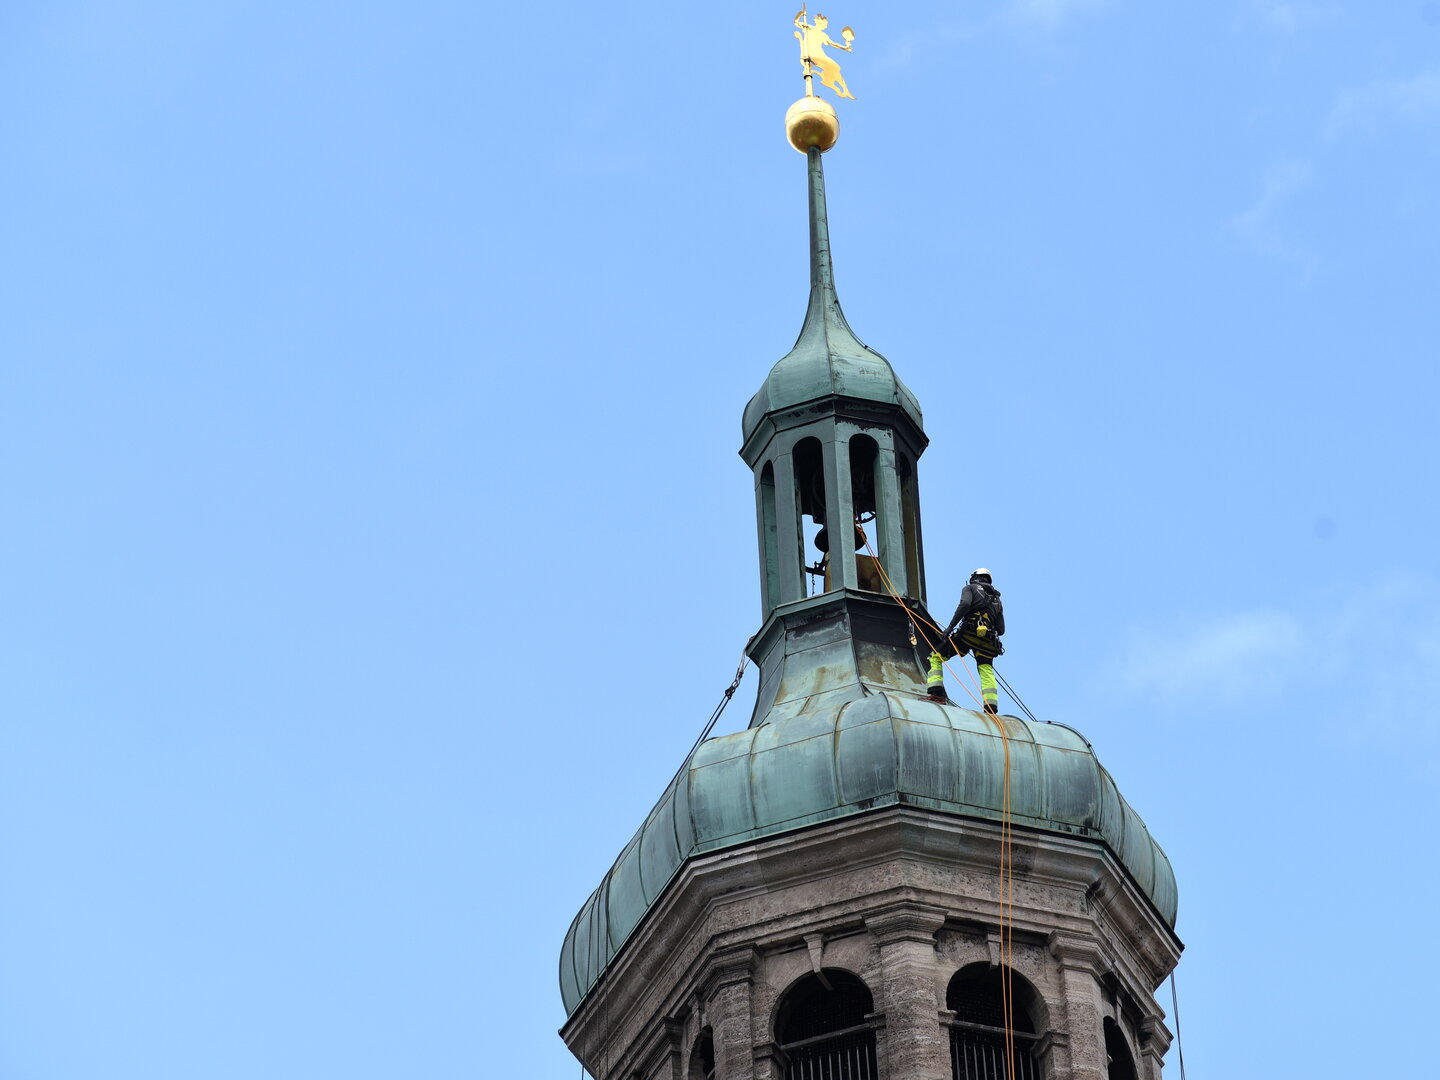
[776,972,879,1080]
[781,1022,878,1080]
[946,965,1044,1080]
[949,1022,1041,1080]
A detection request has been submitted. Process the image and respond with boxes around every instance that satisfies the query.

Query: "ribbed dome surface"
[559,692,1177,1015]
[741,325,924,441]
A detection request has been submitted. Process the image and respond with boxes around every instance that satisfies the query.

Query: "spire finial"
[785,8,856,152]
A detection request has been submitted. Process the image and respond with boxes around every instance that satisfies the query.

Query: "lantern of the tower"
[737,139,941,728]
[741,142,928,616]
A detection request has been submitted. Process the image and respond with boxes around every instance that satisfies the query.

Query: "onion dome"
[559,693,1177,1016]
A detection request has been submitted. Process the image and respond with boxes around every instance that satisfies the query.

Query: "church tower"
[559,22,1182,1080]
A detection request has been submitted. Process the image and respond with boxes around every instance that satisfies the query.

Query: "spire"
[741,144,922,445]
[793,146,870,364]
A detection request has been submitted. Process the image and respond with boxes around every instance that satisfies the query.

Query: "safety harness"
[949,584,1004,660]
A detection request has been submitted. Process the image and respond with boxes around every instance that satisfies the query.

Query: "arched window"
[793,437,829,596]
[1103,1018,1136,1080]
[689,1029,716,1080]
[758,462,780,610]
[775,970,878,1080]
[946,964,1044,1080]
[847,434,884,594]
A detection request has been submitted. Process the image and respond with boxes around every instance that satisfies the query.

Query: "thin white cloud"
[1118,610,1304,701]
[1232,158,1312,236]
[881,0,1101,55]
[1253,1,1308,33]
[1328,70,1440,138]
[873,18,976,73]
[1237,0,1337,34]
[1265,4,1302,31]
[1111,574,1440,763]
[1008,0,1107,31]
[1316,573,1440,722]
[1229,158,1316,279]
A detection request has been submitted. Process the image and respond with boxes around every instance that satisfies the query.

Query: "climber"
[942,568,1006,714]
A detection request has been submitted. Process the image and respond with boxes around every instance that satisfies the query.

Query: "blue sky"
[1,2,1437,1077]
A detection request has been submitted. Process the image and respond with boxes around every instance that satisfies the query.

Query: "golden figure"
[793,7,855,100]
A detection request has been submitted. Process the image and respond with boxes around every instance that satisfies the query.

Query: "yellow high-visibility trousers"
[927,652,946,692]
[977,660,998,711]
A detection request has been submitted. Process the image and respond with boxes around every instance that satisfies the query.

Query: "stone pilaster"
[752,1041,785,1080]
[704,949,760,1080]
[1139,1015,1174,1080]
[1047,930,1109,1080]
[866,906,949,1080]
[629,1017,684,1080]
[1034,1029,1070,1079]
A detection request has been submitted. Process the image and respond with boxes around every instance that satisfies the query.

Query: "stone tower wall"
[561,808,1179,1080]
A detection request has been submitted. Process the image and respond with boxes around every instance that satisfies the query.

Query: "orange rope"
[857,534,1019,1073]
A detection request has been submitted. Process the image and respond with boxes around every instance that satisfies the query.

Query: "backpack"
[954,585,1004,659]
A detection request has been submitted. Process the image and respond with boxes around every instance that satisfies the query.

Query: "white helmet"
[971,567,992,581]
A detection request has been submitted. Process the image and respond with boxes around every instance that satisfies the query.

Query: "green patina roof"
[742,148,923,443]
[558,692,1178,1016]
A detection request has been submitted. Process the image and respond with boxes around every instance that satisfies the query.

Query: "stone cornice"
[1140,1014,1174,1055]
[629,1017,684,1080]
[864,904,948,946]
[1047,928,1114,975]
[702,946,760,1002]
[1034,1029,1070,1061]
[753,1040,785,1072]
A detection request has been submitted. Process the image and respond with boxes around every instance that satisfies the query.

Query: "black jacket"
[948,582,1004,637]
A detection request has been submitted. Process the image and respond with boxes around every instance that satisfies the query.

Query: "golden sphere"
[785,96,840,153]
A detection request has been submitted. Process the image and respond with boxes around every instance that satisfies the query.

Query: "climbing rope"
[575,648,749,1080]
[994,669,1041,727]
[636,643,753,848]
[603,973,611,1080]
[636,645,752,838]
[857,535,1020,1077]
[1169,971,1189,1080]
[683,647,751,761]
